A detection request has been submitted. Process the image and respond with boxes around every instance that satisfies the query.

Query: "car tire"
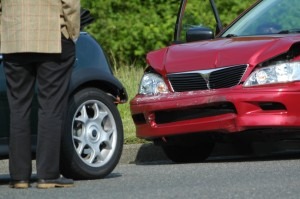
[162,141,214,163]
[60,88,123,180]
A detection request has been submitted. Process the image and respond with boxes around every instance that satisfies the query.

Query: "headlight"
[138,73,169,95]
[244,61,300,87]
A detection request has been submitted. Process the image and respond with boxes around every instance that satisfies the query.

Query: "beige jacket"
[0,0,80,54]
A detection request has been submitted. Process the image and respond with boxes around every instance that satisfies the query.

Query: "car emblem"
[198,68,225,89]
[198,69,214,89]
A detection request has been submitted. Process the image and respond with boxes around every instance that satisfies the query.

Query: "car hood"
[147,35,300,74]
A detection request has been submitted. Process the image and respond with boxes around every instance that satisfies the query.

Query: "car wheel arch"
[69,68,128,103]
[70,80,126,103]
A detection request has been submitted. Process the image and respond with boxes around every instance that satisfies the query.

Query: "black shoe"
[9,180,30,189]
[37,177,74,189]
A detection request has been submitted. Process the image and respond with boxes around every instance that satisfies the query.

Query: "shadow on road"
[135,141,300,165]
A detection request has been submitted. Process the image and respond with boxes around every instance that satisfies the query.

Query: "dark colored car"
[0,10,128,179]
[130,0,300,163]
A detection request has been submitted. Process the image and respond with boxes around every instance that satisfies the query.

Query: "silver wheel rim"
[72,100,117,167]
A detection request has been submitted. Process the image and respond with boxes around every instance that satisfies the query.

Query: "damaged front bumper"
[130,83,300,139]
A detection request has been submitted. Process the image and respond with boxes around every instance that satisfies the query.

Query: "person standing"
[0,0,80,189]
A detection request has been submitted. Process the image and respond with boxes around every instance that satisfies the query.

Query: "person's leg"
[35,37,75,180]
[3,54,36,184]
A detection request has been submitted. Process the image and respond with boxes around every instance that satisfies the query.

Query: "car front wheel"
[60,88,123,179]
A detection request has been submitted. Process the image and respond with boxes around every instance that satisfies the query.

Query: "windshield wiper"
[278,28,300,34]
[225,34,238,38]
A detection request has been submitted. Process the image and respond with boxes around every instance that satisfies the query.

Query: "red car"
[130,0,300,162]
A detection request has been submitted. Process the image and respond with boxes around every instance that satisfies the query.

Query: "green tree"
[81,0,256,67]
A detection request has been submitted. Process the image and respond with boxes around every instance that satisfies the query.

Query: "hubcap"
[72,100,117,167]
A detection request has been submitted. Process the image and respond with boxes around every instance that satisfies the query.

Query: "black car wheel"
[60,88,123,179]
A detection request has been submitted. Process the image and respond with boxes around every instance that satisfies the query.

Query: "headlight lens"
[138,73,169,95]
[244,61,300,87]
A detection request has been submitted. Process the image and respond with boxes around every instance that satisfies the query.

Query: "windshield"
[221,0,300,37]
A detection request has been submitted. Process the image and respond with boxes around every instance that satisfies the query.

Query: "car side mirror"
[186,27,214,42]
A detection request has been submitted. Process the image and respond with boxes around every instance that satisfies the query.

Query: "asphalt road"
[0,144,299,199]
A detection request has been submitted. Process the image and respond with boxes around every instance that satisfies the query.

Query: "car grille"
[167,64,248,92]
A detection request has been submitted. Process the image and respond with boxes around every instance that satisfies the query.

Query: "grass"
[114,64,148,144]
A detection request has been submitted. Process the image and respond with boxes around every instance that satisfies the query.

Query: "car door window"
[179,0,215,42]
